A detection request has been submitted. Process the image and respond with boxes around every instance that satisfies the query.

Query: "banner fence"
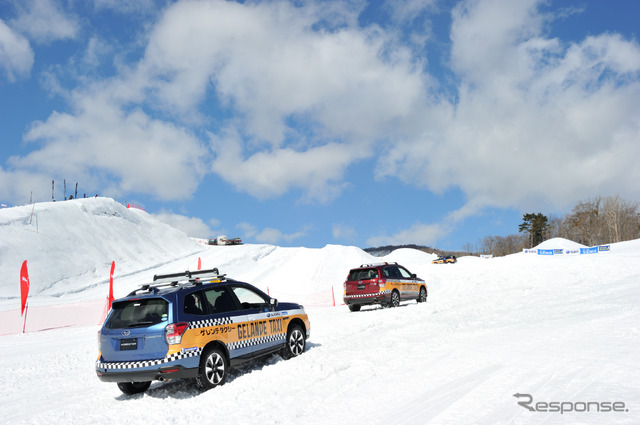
[523,245,611,256]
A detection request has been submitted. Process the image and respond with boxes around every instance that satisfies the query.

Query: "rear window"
[106,298,168,329]
[347,268,379,281]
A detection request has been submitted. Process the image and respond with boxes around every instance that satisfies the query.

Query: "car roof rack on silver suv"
[127,268,226,296]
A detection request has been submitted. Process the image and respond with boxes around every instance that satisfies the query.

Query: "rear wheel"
[196,347,228,390]
[117,381,151,395]
[390,290,400,308]
[348,304,361,312]
[417,287,427,303]
[281,324,306,360]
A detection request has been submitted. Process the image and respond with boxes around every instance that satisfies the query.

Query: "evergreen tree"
[518,213,549,248]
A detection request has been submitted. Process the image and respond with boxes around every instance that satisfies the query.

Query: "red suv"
[343,262,427,312]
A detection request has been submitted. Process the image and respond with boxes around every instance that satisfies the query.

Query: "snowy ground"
[1,199,639,424]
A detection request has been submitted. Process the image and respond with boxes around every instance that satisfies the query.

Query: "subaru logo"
[122,330,131,336]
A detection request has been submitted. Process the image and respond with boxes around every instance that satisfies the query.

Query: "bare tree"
[473,234,527,257]
[602,196,640,242]
[566,197,603,246]
[462,242,477,255]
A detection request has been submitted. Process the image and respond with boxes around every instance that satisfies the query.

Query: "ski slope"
[1,198,639,424]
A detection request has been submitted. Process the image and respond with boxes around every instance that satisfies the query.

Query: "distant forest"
[364,244,469,258]
[365,196,640,258]
[466,195,640,256]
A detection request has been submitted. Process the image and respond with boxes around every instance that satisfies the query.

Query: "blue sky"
[1,0,639,250]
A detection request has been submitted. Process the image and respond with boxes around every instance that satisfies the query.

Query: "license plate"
[357,284,366,290]
[120,338,138,351]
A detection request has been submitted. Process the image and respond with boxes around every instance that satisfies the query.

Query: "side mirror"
[411,273,416,279]
[270,298,278,311]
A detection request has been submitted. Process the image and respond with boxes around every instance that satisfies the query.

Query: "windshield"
[106,298,168,329]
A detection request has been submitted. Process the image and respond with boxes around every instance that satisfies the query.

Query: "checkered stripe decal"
[97,348,203,370]
[228,332,286,351]
[188,316,233,329]
[344,290,390,299]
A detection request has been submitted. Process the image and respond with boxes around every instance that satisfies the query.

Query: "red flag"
[197,257,202,271]
[108,261,115,310]
[20,260,30,316]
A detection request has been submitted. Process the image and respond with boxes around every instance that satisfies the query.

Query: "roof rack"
[127,267,226,296]
[153,268,222,284]
[359,262,397,268]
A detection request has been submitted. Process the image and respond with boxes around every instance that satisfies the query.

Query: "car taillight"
[165,322,189,345]
[378,279,386,288]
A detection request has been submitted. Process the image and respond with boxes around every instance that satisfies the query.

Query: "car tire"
[390,290,400,308]
[281,324,306,360]
[417,287,427,303]
[196,347,228,390]
[117,381,151,395]
[348,304,361,312]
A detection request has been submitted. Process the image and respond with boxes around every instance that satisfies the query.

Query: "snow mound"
[0,198,203,302]
[534,237,587,250]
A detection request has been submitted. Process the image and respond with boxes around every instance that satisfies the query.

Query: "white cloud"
[10,93,208,201]
[139,0,431,200]
[0,167,51,204]
[152,211,212,238]
[332,223,357,242]
[210,128,362,202]
[82,36,112,68]
[236,222,306,244]
[10,0,79,44]
[366,222,449,247]
[378,0,640,214]
[0,19,34,81]
[8,0,427,205]
[362,199,490,247]
[255,227,307,244]
[255,228,284,244]
[4,0,639,219]
[94,0,159,15]
[236,222,258,240]
[387,0,439,24]
[449,0,544,83]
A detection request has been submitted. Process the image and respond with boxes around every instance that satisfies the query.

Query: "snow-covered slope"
[1,199,639,424]
[0,198,203,304]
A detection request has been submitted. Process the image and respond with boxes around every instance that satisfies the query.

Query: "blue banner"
[599,245,610,252]
[537,249,554,255]
[580,247,599,254]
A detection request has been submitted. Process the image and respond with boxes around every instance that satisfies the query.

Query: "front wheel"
[417,287,427,303]
[281,324,306,360]
[196,347,228,391]
[117,381,151,395]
